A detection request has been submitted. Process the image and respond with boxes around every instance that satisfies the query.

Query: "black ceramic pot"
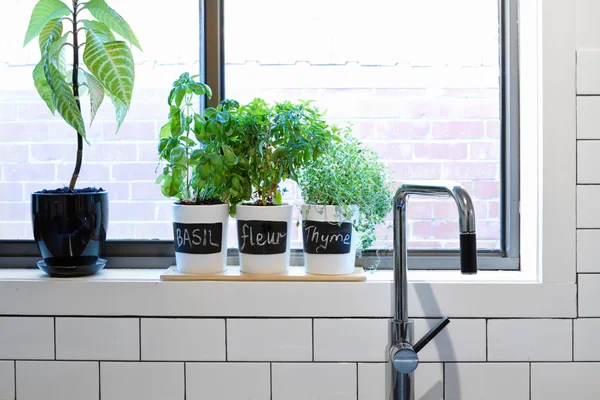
[31,191,108,277]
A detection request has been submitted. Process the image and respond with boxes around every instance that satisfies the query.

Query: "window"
[0,0,519,269]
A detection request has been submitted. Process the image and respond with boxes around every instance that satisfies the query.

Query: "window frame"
[0,0,520,271]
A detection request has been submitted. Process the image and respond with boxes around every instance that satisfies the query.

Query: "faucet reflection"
[389,181,478,400]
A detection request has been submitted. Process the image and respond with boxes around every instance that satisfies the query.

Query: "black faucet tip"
[459,233,478,275]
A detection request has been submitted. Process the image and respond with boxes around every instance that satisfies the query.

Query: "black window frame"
[0,0,520,271]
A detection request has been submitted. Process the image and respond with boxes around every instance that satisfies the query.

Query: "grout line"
[485,319,489,362]
[53,317,57,360]
[442,362,446,400]
[13,360,16,400]
[572,318,575,362]
[311,318,315,362]
[270,362,273,400]
[529,363,532,399]
[184,362,187,400]
[356,363,359,400]
[138,318,142,361]
[98,361,101,400]
[225,319,228,362]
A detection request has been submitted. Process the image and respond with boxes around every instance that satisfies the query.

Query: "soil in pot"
[32,187,108,277]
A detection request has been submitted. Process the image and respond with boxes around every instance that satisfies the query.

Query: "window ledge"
[0,268,575,318]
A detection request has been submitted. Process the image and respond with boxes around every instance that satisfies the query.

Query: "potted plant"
[24,0,140,276]
[234,99,333,274]
[157,73,251,274]
[297,131,392,275]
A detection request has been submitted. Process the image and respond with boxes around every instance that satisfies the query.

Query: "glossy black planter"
[32,191,108,277]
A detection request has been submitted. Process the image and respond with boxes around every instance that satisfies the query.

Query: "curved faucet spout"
[394,181,476,233]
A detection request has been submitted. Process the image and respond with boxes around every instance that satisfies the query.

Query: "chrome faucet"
[389,181,477,400]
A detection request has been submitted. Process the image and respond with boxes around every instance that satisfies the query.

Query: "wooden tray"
[160,265,367,282]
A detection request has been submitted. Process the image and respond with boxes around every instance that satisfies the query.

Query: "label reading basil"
[173,222,222,254]
[303,221,352,254]
[237,220,287,255]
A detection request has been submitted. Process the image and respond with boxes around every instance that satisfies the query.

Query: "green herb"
[297,130,392,249]
[156,73,252,214]
[24,0,140,190]
[234,99,334,206]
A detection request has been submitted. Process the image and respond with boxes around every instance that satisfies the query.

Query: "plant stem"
[68,0,83,191]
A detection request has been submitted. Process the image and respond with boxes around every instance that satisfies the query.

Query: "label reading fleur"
[237,220,287,255]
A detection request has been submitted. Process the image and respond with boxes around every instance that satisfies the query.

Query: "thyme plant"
[24,0,140,190]
[157,73,251,212]
[297,131,392,249]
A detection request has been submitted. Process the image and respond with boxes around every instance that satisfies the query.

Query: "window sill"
[0,268,575,319]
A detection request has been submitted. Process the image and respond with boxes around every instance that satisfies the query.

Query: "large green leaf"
[38,18,64,51]
[83,25,134,108]
[45,62,86,137]
[81,20,116,42]
[83,71,105,125]
[106,91,128,133]
[32,61,56,114]
[84,0,142,50]
[46,32,69,75]
[24,0,70,47]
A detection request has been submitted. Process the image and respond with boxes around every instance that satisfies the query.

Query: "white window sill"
[0,268,575,319]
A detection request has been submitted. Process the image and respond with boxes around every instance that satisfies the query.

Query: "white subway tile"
[141,318,225,361]
[532,363,600,399]
[272,363,356,400]
[0,317,54,359]
[314,319,389,362]
[577,96,600,139]
[577,230,600,272]
[577,50,600,94]
[16,361,99,400]
[0,361,14,400]
[578,274,600,316]
[415,319,486,362]
[488,319,572,361]
[578,141,600,183]
[358,363,443,400]
[186,363,270,400]
[227,319,311,361]
[574,319,600,360]
[445,363,529,400]
[101,362,184,400]
[577,186,600,228]
[56,318,139,360]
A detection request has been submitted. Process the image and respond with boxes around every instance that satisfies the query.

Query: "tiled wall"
[0,316,581,400]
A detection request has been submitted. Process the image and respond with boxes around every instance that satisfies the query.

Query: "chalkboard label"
[173,222,223,254]
[237,220,288,255]
[303,221,353,254]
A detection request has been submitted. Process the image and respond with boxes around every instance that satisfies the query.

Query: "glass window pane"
[0,0,199,240]
[224,0,501,250]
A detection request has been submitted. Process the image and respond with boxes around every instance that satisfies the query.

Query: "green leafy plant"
[235,98,334,206]
[297,131,392,249]
[157,73,252,213]
[24,0,140,190]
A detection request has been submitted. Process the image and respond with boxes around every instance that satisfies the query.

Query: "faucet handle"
[390,342,418,374]
[413,317,450,353]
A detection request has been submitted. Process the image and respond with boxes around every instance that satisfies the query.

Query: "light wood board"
[160,265,367,282]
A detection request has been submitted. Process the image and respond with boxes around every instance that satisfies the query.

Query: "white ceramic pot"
[236,204,293,274]
[172,203,229,274]
[301,204,359,275]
